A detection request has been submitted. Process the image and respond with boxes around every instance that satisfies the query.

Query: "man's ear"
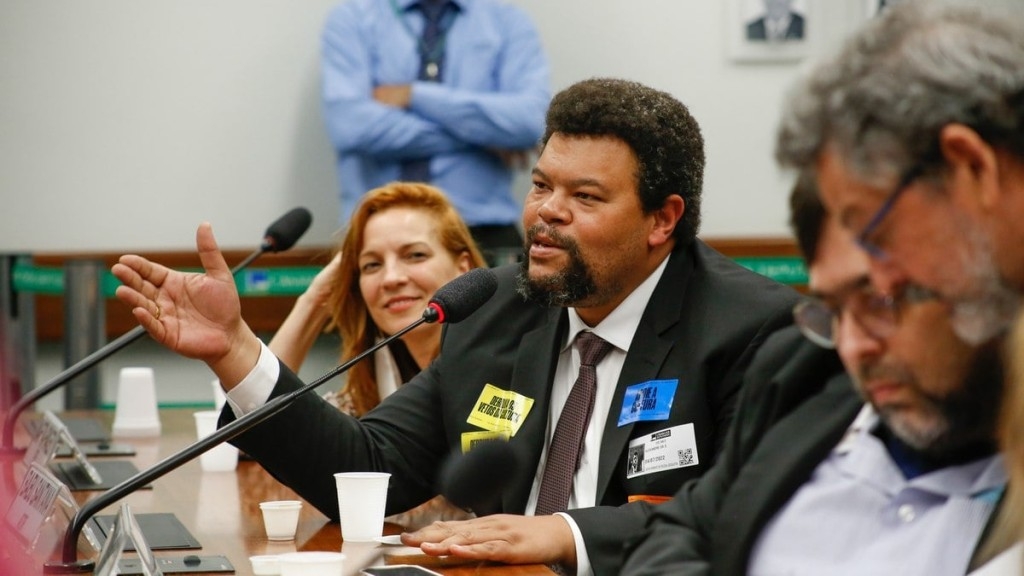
[648,194,685,247]
[939,123,1002,210]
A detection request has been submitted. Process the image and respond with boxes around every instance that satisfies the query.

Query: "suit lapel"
[502,307,566,513]
[712,375,862,576]
[596,248,691,502]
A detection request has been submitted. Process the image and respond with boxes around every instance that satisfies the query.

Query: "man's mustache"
[525,224,577,251]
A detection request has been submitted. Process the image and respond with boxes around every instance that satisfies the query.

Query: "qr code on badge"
[678,448,694,466]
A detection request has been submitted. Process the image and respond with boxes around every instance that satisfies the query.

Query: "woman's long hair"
[326,182,486,416]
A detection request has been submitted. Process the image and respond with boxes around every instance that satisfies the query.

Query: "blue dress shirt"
[321,0,551,226]
[748,406,1006,576]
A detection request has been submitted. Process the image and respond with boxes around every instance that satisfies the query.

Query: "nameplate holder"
[24,411,65,467]
[94,503,162,576]
[60,426,104,484]
[4,461,104,555]
[41,413,145,492]
[5,462,64,545]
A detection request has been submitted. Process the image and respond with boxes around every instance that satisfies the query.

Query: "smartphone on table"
[362,565,443,576]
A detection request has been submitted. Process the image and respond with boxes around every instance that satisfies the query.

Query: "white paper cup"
[112,367,162,437]
[193,410,239,472]
[249,555,281,575]
[277,551,344,576]
[211,378,227,411]
[333,472,390,542]
[259,500,303,541]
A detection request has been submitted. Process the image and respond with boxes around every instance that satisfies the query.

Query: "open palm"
[112,223,245,364]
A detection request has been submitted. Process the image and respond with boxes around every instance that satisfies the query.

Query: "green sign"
[734,257,807,285]
[11,257,805,298]
[11,264,324,297]
[12,265,64,295]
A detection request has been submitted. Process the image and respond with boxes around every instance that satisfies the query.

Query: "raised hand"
[305,252,343,308]
[111,222,262,388]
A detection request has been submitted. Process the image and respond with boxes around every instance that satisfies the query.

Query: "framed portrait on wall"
[728,0,811,62]
[865,0,906,18]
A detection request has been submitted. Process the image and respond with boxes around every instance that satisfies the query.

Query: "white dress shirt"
[531,256,668,575]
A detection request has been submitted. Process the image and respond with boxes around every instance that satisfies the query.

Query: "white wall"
[1,0,871,255]
[5,0,872,406]
[515,0,873,239]
[0,1,342,253]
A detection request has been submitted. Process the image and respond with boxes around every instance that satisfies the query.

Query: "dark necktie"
[535,332,615,516]
[399,0,451,183]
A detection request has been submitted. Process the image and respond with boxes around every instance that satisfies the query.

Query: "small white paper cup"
[277,551,344,576]
[249,555,281,575]
[259,500,303,541]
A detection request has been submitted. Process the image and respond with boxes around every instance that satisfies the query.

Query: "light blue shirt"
[749,405,1006,576]
[321,0,550,226]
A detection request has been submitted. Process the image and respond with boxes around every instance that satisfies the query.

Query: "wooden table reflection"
[29,409,553,575]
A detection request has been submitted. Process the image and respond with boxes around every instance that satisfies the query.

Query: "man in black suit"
[746,0,805,41]
[112,78,798,575]
[620,177,1006,575]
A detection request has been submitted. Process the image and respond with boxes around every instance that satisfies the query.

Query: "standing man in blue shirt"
[320,0,550,264]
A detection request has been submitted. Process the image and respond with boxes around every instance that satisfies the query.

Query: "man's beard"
[515,224,598,308]
[947,216,1021,345]
[863,337,1004,461]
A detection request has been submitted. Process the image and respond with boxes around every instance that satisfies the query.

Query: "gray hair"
[775,0,1024,187]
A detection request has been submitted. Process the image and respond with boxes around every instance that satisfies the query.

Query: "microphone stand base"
[43,559,95,574]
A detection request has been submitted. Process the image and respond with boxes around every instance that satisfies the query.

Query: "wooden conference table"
[30,409,554,576]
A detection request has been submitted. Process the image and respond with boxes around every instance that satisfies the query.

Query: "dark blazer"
[746,12,805,41]
[224,240,799,575]
[620,326,859,576]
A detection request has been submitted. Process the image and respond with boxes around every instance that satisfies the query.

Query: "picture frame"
[865,0,905,18]
[727,0,811,63]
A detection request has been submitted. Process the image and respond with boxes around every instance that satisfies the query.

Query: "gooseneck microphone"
[44,268,498,573]
[1,207,313,453]
[258,207,313,254]
[422,268,498,324]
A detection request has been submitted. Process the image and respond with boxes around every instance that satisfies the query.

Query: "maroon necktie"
[535,332,614,516]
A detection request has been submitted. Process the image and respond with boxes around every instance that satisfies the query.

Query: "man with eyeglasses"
[621,176,1006,575]
[775,1,1024,346]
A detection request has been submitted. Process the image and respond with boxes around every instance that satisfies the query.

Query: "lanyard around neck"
[388,0,459,80]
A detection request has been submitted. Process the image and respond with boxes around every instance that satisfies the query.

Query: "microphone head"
[262,207,313,252]
[425,268,498,324]
[438,440,520,513]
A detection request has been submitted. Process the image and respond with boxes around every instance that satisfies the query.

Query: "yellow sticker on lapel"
[460,430,511,453]
[466,384,534,437]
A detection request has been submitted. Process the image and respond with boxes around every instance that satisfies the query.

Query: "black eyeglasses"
[855,162,927,260]
[793,282,939,349]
